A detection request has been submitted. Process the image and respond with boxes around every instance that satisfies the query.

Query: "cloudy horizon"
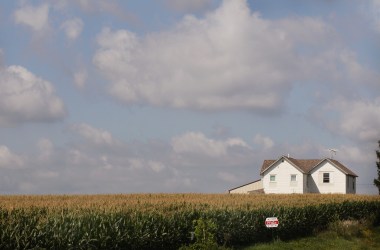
[0,0,379,194]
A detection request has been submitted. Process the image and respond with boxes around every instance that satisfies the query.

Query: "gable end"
[310,158,358,177]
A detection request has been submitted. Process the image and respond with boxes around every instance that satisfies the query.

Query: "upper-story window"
[323,173,330,183]
[270,175,276,182]
[290,174,297,182]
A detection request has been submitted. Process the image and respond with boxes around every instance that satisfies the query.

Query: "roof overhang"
[260,156,306,175]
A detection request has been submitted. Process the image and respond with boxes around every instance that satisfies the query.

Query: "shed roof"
[228,179,262,192]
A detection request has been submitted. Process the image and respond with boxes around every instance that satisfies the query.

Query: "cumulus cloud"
[94,0,297,111]
[316,97,380,143]
[14,3,49,32]
[336,145,375,165]
[127,158,165,173]
[0,145,24,169]
[61,17,84,40]
[254,134,274,150]
[172,131,250,158]
[73,68,87,88]
[70,123,118,146]
[93,0,374,113]
[0,65,66,125]
[0,130,375,193]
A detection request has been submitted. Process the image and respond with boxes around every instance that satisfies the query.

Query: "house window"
[291,174,297,182]
[323,173,330,183]
[270,175,276,182]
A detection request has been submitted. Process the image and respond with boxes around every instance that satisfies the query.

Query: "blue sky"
[0,0,379,194]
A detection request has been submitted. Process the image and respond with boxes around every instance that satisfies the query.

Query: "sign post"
[265,217,279,241]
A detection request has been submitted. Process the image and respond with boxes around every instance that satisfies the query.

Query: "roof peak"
[260,157,357,177]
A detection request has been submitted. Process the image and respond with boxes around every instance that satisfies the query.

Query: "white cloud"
[127,158,144,170]
[94,0,372,113]
[318,97,380,142]
[0,65,66,125]
[125,158,165,173]
[171,131,250,158]
[0,145,24,169]
[68,149,93,166]
[254,134,274,150]
[73,69,87,88]
[93,0,297,111]
[149,161,165,173]
[14,3,49,32]
[70,123,118,146]
[61,18,84,40]
[337,145,375,166]
[0,132,376,194]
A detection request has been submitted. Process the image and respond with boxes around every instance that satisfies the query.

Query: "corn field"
[0,194,379,249]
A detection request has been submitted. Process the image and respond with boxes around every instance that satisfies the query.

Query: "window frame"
[323,172,330,183]
[290,174,297,182]
[270,175,276,182]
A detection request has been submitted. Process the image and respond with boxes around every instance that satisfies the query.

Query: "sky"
[0,0,379,194]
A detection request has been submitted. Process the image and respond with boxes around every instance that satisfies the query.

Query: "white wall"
[309,161,347,194]
[262,159,304,194]
[229,180,263,194]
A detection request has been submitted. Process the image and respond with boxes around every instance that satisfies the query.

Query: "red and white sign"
[265,217,279,228]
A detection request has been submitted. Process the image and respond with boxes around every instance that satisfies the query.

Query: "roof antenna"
[328,149,338,159]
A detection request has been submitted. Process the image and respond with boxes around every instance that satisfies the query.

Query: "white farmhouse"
[229,156,357,194]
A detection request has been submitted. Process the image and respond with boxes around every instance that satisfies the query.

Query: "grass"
[242,224,380,250]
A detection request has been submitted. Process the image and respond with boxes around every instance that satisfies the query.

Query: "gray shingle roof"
[260,156,358,177]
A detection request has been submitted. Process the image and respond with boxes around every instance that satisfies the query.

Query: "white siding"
[262,160,304,194]
[309,161,347,194]
[229,180,263,194]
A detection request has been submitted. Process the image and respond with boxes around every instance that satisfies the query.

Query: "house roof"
[260,156,358,177]
[328,159,358,177]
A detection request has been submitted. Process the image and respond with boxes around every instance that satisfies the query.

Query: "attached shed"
[228,179,263,194]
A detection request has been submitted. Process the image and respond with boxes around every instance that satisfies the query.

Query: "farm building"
[229,155,357,194]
